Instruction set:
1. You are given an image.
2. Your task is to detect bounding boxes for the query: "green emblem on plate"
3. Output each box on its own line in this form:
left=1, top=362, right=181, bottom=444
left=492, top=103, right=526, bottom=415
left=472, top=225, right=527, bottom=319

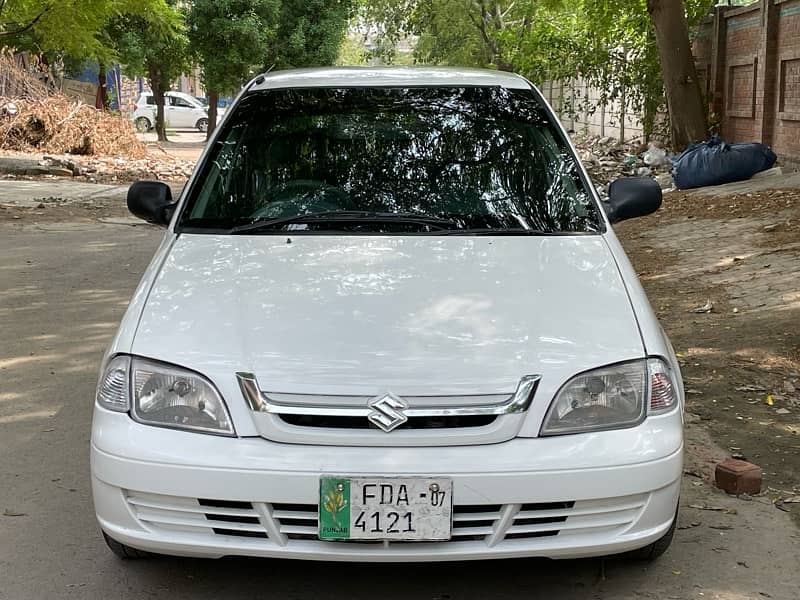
left=319, top=478, right=350, bottom=539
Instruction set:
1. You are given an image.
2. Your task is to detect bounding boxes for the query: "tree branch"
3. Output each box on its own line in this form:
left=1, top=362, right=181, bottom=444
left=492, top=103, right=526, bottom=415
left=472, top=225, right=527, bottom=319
left=468, top=0, right=514, bottom=71
left=469, top=2, right=501, bottom=59
left=499, top=1, right=516, bottom=20
left=0, top=6, right=50, bottom=38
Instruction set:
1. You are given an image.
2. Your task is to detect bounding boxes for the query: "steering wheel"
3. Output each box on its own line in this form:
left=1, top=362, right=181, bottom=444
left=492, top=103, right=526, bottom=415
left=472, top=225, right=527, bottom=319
left=251, top=180, right=349, bottom=219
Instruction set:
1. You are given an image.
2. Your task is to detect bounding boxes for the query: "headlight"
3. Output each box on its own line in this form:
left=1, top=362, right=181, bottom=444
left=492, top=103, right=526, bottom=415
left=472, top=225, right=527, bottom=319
left=95, top=355, right=235, bottom=436
left=540, top=358, right=678, bottom=436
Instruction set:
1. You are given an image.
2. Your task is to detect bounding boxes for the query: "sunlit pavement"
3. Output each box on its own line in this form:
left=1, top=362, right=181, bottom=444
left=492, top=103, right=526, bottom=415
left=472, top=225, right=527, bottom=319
left=135, top=129, right=208, bottom=146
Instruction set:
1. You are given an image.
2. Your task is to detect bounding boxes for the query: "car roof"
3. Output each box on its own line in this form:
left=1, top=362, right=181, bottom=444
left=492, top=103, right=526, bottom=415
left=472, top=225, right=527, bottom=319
left=249, top=67, right=532, bottom=91
left=139, top=91, right=184, bottom=96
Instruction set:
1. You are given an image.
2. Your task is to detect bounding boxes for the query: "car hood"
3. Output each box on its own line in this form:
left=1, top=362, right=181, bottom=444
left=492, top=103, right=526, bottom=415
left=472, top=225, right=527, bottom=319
left=133, top=234, right=644, bottom=396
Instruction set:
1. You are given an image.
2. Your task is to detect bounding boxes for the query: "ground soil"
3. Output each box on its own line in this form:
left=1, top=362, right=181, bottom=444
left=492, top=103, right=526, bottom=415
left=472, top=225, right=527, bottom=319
left=616, top=188, right=800, bottom=525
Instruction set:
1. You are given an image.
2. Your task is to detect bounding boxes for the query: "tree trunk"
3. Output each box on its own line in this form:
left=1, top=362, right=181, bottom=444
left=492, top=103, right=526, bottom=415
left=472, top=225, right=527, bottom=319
left=148, top=64, right=168, bottom=142
left=97, top=62, right=108, bottom=110
left=206, top=89, right=219, bottom=140
left=647, top=0, right=707, bottom=150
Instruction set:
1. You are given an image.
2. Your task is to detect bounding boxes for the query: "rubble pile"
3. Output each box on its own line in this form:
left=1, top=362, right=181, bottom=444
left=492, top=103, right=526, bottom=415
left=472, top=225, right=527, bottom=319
left=0, top=95, right=146, bottom=158
left=39, top=153, right=194, bottom=183
left=572, top=135, right=674, bottom=195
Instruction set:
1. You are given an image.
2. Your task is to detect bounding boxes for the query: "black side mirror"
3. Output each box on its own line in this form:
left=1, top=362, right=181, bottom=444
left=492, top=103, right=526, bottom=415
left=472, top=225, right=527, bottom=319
left=127, top=181, right=177, bottom=226
left=604, top=177, right=662, bottom=224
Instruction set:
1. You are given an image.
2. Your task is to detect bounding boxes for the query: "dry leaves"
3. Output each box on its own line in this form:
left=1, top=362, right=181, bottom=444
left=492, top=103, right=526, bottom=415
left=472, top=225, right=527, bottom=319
left=0, top=95, right=145, bottom=158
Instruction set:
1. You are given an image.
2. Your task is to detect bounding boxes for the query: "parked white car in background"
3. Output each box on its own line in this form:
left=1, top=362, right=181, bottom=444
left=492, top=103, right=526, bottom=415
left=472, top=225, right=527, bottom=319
left=94, top=67, right=684, bottom=564
left=132, top=91, right=222, bottom=133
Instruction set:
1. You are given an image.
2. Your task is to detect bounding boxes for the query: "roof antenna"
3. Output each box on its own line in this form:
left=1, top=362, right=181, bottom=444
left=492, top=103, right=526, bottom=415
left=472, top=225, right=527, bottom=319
left=254, top=65, right=275, bottom=86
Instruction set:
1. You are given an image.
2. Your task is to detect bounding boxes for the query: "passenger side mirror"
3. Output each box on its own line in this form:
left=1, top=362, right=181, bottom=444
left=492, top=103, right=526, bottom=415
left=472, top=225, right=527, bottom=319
left=603, top=177, right=662, bottom=224
left=127, top=181, right=177, bottom=226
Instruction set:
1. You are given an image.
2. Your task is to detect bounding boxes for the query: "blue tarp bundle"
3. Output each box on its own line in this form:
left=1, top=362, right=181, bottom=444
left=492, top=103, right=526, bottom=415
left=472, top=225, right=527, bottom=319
left=672, top=136, right=777, bottom=190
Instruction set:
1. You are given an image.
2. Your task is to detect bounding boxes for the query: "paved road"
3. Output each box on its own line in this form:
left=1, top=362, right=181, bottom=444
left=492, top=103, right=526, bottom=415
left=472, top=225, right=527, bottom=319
left=0, top=194, right=798, bottom=599
left=0, top=179, right=128, bottom=207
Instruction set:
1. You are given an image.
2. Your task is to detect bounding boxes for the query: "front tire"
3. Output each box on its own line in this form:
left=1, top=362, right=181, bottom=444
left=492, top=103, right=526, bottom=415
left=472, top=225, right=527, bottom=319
left=196, top=117, right=208, bottom=133
left=102, top=531, right=153, bottom=559
left=134, top=117, right=151, bottom=133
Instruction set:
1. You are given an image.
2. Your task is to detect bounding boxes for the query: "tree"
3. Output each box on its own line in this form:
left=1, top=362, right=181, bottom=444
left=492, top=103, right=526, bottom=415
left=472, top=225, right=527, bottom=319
left=264, top=0, right=354, bottom=69
left=111, top=5, right=191, bottom=141
left=365, top=0, right=562, bottom=73
left=1, top=1, right=179, bottom=115
left=646, top=0, right=708, bottom=148
left=365, top=0, right=714, bottom=148
left=188, top=0, right=279, bottom=139
left=0, top=0, right=174, bottom=61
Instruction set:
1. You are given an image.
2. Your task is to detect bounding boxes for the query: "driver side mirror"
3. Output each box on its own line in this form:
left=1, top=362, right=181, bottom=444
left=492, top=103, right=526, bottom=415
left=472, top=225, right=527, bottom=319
left=603, top=177, right=662, bottom=224
left=127, top=181, right=177, bottom=226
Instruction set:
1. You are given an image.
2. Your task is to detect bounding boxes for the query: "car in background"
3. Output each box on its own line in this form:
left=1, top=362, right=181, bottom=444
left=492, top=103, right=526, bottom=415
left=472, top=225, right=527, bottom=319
left=194, top=96, right=229, bottom=115
left=132, top=91, right=220, bottom=133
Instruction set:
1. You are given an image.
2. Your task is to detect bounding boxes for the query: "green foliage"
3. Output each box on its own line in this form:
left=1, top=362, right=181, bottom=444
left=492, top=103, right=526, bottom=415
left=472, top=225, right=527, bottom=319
left=364, top=0, right=716, bottom=139
left=337, top=33, right=369, bottom=65
left=111, top=9, right=189, bottom=83
left=0, top=0, right=176, bottom=62
left=412, top=0, right=494, bottom=67
left=265, top=0, right=354, bottom=69
left=187, top=0, right=279, bottom=96
left=365, top=0, right=564, bottom=71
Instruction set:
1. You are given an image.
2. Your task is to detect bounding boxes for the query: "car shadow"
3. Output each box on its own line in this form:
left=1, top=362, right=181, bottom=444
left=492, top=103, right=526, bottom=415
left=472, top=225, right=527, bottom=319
left=122, top=554, right=618, bottom=599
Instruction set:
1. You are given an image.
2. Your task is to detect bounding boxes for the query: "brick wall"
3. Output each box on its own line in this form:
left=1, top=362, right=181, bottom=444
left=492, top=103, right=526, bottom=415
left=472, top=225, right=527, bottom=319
left=696, top=0, right=800, bottom=168
left=774, top=0, right=800, bottom=160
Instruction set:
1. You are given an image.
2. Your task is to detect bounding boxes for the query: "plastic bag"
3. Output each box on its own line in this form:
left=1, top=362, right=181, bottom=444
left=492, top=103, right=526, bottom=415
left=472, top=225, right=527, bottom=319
left=672, top=136, right=777, bottom=190
left=643, top=143, right=670, bottom=168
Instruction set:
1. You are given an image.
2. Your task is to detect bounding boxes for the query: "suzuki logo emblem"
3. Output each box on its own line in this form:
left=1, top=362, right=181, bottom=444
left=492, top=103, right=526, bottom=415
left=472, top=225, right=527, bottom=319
left=367, top=392, right=408, bottom=432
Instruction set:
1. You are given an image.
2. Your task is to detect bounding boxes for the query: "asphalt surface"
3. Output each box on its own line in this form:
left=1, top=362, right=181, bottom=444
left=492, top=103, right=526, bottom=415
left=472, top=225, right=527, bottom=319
left=0, top=195, right=798, bottom=599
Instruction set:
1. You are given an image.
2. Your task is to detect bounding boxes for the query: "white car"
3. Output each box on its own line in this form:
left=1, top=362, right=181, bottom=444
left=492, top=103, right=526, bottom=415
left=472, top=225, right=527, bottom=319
left=93, top=67, right=684, bottom=563
left=132, top=91, right=221, bottom=133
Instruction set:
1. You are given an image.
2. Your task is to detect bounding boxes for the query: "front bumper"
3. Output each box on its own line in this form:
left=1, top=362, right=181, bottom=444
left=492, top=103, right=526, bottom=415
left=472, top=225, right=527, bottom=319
left=91, top=407, right=683, bottom=561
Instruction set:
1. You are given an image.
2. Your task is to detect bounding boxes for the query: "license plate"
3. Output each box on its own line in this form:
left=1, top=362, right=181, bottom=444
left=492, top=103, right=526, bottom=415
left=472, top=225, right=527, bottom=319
left=319, top=477, right=452, bottom=541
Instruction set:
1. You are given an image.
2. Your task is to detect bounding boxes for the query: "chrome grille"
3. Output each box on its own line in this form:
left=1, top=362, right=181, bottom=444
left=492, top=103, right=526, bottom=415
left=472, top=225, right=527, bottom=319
left=278, top=414, right=497, bottom=429
left=235, top=373, right=541, bottom=446
left=236, top=373, right=539, bottom=424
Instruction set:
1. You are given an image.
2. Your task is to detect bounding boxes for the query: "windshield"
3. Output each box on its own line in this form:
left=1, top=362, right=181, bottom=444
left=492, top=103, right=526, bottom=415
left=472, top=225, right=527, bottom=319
left=179, top=86, right=601, bottom=234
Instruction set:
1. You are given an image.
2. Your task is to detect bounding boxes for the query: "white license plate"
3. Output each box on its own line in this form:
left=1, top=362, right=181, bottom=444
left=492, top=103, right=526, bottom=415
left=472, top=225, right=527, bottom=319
left=319, top=477, right=453, bottom=541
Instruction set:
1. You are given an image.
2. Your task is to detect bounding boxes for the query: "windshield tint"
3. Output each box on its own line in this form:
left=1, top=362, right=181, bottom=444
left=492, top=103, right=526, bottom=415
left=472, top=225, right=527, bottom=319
left=179, top=86, right=601, bottom=234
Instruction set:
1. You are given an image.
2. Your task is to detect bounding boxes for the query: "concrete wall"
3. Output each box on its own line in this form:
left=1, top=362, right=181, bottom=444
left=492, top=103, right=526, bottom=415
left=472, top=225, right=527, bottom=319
left=540, top=79, right=645, bottom=143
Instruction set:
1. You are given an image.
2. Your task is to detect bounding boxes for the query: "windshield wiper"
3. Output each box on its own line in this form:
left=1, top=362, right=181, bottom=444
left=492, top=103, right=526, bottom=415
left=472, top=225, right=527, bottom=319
left=434, top=227, right=558, bottom=236
left=229, top=211, right=460, bottom=234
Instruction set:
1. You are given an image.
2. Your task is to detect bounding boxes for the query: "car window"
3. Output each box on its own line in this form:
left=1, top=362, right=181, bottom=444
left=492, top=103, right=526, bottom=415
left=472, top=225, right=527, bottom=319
left=144, top=96, right=155, bottom=106
left=179, top=86, right=600, bottom=234
left=171, top=97, right=196, bottom=108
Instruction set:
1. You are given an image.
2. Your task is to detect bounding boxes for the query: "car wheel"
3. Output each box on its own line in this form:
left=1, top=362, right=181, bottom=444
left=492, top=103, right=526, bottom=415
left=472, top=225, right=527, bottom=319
left=621, top=509, right=677, bottom=561
left=102, top=531, right=153, bottom=559
left=196, top=118, right=209, bottom=133
left=134, top=117, right=151, bottom=133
